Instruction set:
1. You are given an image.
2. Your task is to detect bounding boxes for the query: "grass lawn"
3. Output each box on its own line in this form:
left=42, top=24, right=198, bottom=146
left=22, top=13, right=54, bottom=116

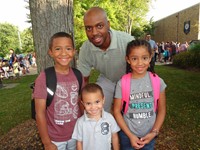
left=0, top=75, right=37, bottom=136
left=0, top=65, right=199, bottom=149
left=155, top=65, right=200, bottom=149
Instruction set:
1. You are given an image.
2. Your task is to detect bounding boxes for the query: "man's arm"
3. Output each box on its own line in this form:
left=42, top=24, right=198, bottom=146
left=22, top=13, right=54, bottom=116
left=154, top=41, right=158, bottom=51
left=77, top=42, right=92, bottom=84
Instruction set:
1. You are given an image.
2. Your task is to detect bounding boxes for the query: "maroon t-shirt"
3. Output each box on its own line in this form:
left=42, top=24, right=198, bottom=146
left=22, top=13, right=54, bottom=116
left=34, top=68, right=81, bottom=142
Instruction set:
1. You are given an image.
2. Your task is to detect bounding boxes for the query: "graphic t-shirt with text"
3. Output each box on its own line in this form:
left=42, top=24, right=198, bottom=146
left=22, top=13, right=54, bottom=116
left=34, top=68, right=81, bottom=142
left=115, top=72, right=166, bottom=137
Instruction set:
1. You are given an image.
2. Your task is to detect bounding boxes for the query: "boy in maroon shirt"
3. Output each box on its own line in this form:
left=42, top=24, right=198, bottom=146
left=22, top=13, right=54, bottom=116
left=33, top=32, right=83, bottom=150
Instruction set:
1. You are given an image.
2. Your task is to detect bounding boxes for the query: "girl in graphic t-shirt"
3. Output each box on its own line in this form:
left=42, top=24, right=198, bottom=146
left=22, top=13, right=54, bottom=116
left=114, top=39, right=167, bottom=150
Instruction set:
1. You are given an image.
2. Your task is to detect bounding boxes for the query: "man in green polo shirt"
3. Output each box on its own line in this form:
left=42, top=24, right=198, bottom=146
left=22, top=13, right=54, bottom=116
left=78, top=6, right=134, bottom=112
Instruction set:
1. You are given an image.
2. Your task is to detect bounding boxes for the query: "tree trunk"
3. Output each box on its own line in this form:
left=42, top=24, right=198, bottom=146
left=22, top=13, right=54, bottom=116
left=29, top=0, right=74, bottom=73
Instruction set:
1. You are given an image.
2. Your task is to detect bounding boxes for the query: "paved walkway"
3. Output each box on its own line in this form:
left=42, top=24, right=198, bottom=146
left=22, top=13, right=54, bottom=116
left=0, top=62, right=173, bottom=90
left=27, top=66, right=38, bottom=75
left=155, top=61, right=172, bottom=66
left=0, top=66, right=38, bottom=89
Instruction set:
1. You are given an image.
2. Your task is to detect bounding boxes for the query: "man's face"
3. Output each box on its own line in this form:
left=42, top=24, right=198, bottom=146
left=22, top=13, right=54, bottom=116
left=84, top=10, right=110, bottom=50
left=146, top=35, right=151, bottom=41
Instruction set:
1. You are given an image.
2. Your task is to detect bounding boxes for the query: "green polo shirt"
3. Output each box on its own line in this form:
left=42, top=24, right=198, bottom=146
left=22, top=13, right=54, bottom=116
left=78, top=29, right=134, bottom=82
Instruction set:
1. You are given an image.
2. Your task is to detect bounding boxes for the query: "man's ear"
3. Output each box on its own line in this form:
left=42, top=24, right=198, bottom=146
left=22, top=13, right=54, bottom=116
left=107, top=20, right=110, bottom=28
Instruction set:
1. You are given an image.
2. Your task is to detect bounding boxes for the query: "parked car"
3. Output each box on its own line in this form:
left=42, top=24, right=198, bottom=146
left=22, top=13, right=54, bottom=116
left=188, top=40, right=200, bottom=50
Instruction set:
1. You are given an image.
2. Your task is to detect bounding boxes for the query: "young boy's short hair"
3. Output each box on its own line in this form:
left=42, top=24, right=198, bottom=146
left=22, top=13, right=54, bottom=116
left=81, top=83, right=104, bottom=99
left=48, top=32, right=74, bottom=49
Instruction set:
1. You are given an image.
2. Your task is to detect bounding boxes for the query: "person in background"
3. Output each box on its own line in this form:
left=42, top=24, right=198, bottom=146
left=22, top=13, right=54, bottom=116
left=78, top=6, right=134, bottom=113
left=9, top=49, right=17, bottom=70
left=114, top=40, right=166, bottom=150
left=27, top=53, right=32, bottom=66
left=179, top=41, right=188, bottom=52
left=157, top=42, right=163, bottom=62
left=24, top=56, right=30, bottom=73
left=169, top=41, right=176, bottom=62
left=32, top=52, right=37, bottom=67
left=145, top=34, right=158, bottom=71
left=72, top=83, right=120, bottom=150
left=163, top=47, right=170, bottom=64
left=33, top=32, right=83, bottom=150
left=13, top=59, right=20, bottom=78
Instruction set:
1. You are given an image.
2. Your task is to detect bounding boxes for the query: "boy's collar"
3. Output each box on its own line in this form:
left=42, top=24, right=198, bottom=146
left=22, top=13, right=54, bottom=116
left=83, top=109, right=106, bottom=121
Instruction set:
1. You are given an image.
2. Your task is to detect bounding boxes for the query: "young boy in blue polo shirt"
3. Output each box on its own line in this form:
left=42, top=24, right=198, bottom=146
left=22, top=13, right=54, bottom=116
left=72, top=83, right=120, bottom=150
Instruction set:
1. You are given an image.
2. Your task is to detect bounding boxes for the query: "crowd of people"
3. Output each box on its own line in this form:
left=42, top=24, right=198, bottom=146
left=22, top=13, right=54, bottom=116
left=0, top=49, right=37, bottom=79
left=32, top=7, right=167, bottom=150
left=144, top=32, right=191, bottom=65
left=154, top=41, right=189, bottom=64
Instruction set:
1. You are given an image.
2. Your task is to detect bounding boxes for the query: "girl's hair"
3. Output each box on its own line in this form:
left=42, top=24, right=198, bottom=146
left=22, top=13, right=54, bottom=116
left=126, top=39, right=155, bottom=74
left=81, top=83, right=104, bottom=100
left=48, top=32, right=74, bottom=49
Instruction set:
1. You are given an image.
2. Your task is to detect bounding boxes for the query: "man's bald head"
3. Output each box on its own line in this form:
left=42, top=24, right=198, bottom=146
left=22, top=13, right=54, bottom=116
left=84, top=7, right=108, bottom=22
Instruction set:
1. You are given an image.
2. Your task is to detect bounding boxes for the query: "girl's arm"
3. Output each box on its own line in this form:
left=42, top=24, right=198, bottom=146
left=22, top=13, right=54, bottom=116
left=152, top=89, right=166, bottom=133
left=113, top=98, right=144, bottom=149
left=140, top=90, right=166, bottom=144
left=35, top=98, right=57, bottom=150
left=111, top=132, right=119, bottom=150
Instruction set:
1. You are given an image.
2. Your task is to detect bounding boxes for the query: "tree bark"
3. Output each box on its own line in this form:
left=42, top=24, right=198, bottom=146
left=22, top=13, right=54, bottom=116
left=29, top=0, right=74, bottom=73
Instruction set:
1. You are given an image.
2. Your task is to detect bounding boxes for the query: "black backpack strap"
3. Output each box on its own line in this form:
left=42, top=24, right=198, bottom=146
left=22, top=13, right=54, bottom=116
left=45, top=66, right=57, bottom=107
left=72, top=68, right=82, bottom=94
left=121, top=101, right=127, bottom=115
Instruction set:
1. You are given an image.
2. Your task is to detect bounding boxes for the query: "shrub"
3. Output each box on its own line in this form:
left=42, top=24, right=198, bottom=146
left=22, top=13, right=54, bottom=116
left=173, top=43, right=200, bottom=69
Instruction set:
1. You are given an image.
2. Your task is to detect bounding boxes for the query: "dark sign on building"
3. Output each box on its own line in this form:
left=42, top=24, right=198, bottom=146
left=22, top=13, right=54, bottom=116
left=184, top=21, right=190, bottom=34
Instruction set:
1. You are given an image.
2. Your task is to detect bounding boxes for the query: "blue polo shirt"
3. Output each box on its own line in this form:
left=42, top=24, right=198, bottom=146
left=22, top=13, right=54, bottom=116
left=72, top=110, right=120, bottom=150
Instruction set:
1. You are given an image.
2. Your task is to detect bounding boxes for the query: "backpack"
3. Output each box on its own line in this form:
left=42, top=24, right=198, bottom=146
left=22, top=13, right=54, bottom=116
left=31, top=66, right=82, bottom=120
left=121, top=72, right=160, bottom=114
left=163, top=50, right=169, bottom=57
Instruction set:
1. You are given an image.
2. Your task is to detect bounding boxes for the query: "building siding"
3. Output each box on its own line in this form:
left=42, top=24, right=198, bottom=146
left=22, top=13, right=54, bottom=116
left=153, top=3, right=200, bottom=43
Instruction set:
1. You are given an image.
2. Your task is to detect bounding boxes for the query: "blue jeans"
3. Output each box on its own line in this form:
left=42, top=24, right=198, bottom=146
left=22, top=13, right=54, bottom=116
left=119, top=130, right=155, bottom=150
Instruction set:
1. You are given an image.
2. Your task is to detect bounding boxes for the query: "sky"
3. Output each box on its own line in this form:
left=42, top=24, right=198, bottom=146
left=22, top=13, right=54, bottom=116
left=0, top=0, right=30, bottom=31
left=0, top=0, right=200, bottom=31
left=146, top=0, right=200, bottom=21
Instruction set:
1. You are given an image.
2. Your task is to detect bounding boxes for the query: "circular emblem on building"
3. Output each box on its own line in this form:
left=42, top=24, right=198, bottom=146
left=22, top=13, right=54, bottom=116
left=184, top=21, right=190, bottom=34
left=185, top=23, right=189, bottom=30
